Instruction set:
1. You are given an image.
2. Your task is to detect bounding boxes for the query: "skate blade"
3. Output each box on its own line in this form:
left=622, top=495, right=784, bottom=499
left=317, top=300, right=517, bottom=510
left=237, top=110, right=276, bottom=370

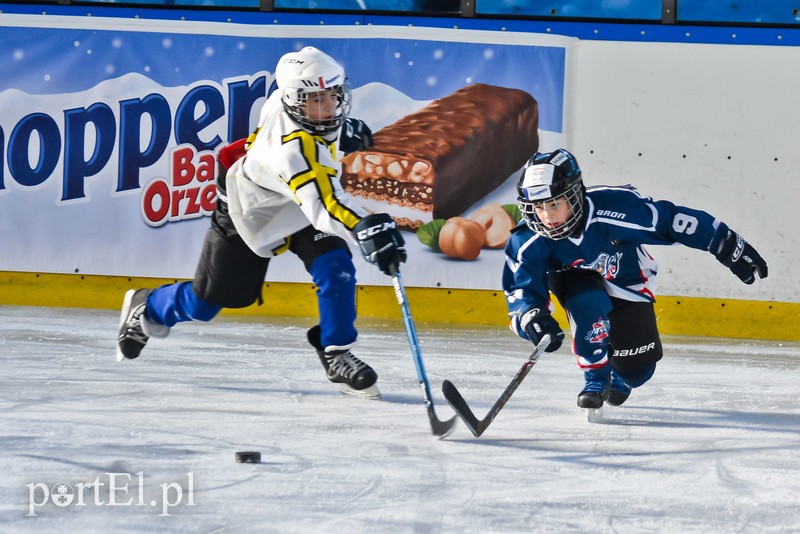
left=115, top=290, right=135, bottom=363
left=337, top=383, right=381, bottom=400
left=585, top=406, right=605, bottom=423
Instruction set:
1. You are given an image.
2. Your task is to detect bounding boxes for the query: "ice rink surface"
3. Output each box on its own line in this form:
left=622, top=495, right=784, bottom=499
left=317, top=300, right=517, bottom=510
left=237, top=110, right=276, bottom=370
left=1, top=305, right=799, bottom=533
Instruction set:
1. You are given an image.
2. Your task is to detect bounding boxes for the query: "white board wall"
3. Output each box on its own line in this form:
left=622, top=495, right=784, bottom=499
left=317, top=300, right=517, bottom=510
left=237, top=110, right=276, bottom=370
left=570, top=40, right=800, bottom=302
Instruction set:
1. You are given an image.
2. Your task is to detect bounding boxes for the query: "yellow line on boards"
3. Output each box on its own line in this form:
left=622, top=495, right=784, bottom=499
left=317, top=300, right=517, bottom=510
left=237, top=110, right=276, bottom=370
left=0, top=271, right=797, bottom=342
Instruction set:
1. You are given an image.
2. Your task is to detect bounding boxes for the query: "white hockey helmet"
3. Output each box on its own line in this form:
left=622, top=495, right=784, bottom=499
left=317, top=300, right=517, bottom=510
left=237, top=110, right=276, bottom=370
left=274, top=46, right=351, bottom=135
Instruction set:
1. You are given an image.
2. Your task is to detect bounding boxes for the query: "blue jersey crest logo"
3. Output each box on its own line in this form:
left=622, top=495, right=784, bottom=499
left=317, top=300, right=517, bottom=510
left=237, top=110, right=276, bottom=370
left=573, top=252, right=623, bottom=280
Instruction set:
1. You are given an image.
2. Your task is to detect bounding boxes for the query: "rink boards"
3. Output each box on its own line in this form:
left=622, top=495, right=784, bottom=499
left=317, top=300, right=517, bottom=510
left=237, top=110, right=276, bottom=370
left=0, top=271, right=797, bottom=342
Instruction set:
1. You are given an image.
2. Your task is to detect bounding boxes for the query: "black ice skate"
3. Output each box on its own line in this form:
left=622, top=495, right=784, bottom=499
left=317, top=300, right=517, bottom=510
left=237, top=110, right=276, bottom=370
left=116, top=289, right=169, bottom=362
left=607, top=370, right=632, bottom=406
left=577, top=366, right=611, bottom=409
left=307, top=325, right=380, bottom=399
left=577, top=390, right=608, bottom=409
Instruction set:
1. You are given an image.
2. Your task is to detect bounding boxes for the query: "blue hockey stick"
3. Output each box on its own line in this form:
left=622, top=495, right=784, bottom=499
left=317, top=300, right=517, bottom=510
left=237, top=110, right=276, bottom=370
left=390, top=268, right=457, bottom=438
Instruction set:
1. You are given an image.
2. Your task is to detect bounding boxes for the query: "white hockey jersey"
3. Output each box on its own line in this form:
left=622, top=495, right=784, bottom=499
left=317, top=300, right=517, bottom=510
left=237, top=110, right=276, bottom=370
left=225, top=92, right=367, bottom=257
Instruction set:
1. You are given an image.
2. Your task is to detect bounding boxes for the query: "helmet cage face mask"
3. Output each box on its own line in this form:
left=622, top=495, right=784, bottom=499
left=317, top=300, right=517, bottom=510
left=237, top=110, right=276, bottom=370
left=517, top=149, right=585, bottom=240
left=282, top=82, right=351, bottom=135
left=519, top=183, right=584, bottom=239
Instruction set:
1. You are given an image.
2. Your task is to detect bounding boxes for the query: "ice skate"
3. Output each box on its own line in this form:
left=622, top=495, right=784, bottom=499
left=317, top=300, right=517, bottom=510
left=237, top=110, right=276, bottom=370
left=607, top=369, right=632, bottom=406
left=307, top=326, right=380, bottom=399
left=577, top=390, right=607, bottom=409
left=577, top=368, right=610, bottom=407
left=116, top=289, right=169, bottom=362
left=577, top=366, right=610, bottom=421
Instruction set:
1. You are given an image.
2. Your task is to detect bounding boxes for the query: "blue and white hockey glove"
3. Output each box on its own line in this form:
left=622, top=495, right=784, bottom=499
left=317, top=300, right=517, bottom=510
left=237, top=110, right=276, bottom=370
left=519, top=308, right=564, bottom=352
left=354, top=213, right=406, bottom=276
left=339, top=118, right=374, bottom=154
left=711, top=227, right=768, bottom=285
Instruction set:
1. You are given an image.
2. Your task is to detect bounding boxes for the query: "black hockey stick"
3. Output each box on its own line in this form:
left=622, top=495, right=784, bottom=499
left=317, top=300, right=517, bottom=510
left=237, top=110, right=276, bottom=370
left=442, top=334, right=551, bottom=437
left=390, top=267, right=457, bottom=438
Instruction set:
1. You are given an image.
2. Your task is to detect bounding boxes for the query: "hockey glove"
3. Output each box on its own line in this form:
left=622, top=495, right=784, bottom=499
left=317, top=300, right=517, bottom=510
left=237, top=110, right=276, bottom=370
left=711, top=227, right=768, bottom=285
left=521, top=309, right=564, bottom=352
left=354, top=213, right=407, bottom=276
left=339, top=118, right=374, bottom=154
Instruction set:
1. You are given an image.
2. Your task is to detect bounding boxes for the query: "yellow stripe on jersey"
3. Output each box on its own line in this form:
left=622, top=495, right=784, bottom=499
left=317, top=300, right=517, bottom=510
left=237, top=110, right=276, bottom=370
left=272, top=237, right=291, bottom=256
left=245, top=129, right=259, bottom=150
left=281, top=130, right=361, bottom=230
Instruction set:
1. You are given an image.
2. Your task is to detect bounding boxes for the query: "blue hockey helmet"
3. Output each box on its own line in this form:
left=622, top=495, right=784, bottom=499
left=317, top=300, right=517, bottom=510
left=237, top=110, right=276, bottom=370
left=516, top=149, right=585, bottom=239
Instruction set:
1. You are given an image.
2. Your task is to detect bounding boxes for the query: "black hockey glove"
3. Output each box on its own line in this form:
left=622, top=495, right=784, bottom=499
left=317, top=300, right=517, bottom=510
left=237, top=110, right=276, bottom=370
left=354, top=213, right=407, bottom=276
left=711, top=228, right=768, bottom=285
left=339, top=118, right=374, bottom=154
left=522, top=309, right=564, bottom=352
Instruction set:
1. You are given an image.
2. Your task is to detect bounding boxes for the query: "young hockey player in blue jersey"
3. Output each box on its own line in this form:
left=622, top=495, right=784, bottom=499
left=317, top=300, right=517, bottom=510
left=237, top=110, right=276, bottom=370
left=116, top=47, right=406, bottom=399
left=505, top=149, right=768, bottom=409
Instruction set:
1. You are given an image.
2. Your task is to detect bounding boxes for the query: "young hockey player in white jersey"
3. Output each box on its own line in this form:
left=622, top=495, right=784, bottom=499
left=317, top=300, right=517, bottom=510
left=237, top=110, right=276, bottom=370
left=505, top=149, right=768, bottom=409
left=116, top=47, right=406, bottom=398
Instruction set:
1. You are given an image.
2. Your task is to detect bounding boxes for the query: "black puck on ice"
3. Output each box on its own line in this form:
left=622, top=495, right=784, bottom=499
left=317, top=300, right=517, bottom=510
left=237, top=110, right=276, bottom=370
left=235, top=451, right=261, bottom=464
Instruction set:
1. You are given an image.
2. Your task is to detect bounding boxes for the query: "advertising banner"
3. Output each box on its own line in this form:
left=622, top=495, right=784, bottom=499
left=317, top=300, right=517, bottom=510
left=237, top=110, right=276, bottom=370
left=0, top=15, right=574, bottom=289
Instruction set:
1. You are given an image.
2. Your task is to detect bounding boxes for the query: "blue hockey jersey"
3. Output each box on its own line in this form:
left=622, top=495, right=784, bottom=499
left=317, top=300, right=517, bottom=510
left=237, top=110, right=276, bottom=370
left=503, top=185, right=726, bottom=327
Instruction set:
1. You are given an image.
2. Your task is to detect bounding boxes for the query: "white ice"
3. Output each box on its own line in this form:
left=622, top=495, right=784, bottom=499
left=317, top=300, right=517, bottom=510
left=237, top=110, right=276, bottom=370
left=1, top=305, right=799, bottom=532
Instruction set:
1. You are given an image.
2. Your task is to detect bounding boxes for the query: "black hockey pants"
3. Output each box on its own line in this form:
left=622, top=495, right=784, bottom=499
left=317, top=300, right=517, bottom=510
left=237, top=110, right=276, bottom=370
left=548, top=269, right=663, bottom=387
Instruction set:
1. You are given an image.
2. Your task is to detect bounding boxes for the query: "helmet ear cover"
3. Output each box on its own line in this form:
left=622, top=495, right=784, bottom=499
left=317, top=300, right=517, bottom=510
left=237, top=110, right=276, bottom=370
left=517, top=149, right=585, bottom=239
left=274, top=46, right=351, bottom=135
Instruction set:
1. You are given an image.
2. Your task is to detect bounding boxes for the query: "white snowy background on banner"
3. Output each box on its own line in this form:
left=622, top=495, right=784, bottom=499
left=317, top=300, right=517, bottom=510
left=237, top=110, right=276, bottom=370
left=1, top=16, right=796, bottom=302
left=0, top=17, right=570, bottom=291
left=0, top=77, right=564, bottom=289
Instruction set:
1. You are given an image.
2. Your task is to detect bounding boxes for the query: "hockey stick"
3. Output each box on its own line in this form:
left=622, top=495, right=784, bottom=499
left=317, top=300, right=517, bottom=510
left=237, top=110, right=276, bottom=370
left=390, top=267, right=457, bottom=438
left=442, top=334, right=551, bottom=437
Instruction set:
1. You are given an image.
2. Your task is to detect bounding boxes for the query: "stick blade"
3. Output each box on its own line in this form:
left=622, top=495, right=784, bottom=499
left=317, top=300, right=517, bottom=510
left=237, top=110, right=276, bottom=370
left=442, top=380, right=485, bottom=437
left=427, top=407, right=458, bottom=439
